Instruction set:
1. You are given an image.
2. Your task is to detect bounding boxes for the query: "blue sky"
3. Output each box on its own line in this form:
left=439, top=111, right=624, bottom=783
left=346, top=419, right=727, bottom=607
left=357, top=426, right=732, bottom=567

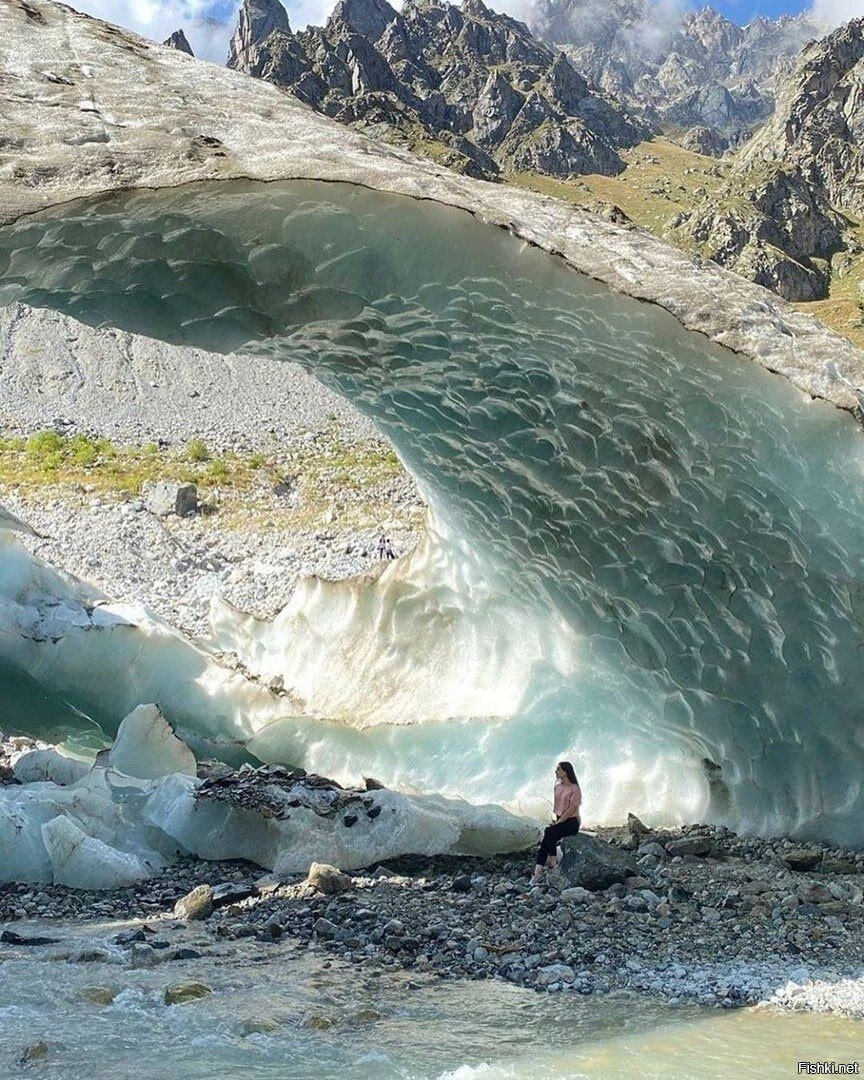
left=712, top=0, right=810, bottom=17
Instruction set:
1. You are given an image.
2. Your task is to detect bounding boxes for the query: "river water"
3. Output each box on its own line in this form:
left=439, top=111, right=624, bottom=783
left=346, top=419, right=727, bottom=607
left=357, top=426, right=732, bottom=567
left=0, top=921, right=861, bottom=1078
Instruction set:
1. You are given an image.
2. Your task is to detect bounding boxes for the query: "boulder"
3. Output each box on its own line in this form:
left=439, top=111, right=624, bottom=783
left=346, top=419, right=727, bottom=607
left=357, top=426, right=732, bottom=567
left=144, top=481, right=198, bottom=517
left=665, top=836, right=713, bottom=857
left=306, top=862, right=351, bottom=894
left=785, top=848, right=823, bottom=871
left=822, top=856, right=856, bottom=874
left=559, top=834, right=638, bottom=891
left=164, top=981, right=212, bottom=1005
left=173, top=884, right=214, bottom=920
left=625, top=812, right=652, bottom=848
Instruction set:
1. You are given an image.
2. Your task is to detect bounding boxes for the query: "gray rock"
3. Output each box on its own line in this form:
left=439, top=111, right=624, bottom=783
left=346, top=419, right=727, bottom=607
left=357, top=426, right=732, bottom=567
left=307, top=862, right=352, bottom=894
left=144, top=482, right=198, bottom=518
left=785, top=848, right=824, bottom=872
left=536, top=962, right=575, bottom=986
left=163, top=29, right=194, bottom=56
left=173, top=884, right=214, bottom=921
left=559, top=834, right=638, bottom=891
left=665, top=836, right=713, bottom=857
left=228, top=0, right=647, bottom=183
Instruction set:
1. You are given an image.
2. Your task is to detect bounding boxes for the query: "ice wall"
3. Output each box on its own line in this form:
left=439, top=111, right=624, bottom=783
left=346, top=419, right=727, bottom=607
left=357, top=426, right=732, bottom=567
left=3, top=180, right=864, bottom=842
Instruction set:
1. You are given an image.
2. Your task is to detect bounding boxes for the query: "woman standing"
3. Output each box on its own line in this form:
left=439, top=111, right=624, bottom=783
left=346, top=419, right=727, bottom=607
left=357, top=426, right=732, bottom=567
left=532, top=761, right=581, bottom=884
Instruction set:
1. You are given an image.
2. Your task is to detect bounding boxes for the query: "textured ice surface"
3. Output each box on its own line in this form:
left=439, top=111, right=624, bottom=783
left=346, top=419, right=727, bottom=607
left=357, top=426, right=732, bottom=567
left=3, top=181, right=864, bottom=841
left=145, top=774, right=538, bottom=876
left=41, top=815, right=151, bottom=889
left=0, top=710, right=536, bottom=887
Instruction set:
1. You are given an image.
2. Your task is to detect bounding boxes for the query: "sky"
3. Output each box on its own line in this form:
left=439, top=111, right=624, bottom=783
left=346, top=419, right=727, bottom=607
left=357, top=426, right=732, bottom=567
left=67, top=0, right=864, bottom=64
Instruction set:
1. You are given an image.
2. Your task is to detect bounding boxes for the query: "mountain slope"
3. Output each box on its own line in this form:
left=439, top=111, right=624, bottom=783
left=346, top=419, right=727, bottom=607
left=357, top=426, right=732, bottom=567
left=671, top=19, right=864, bottom=305
left=227, top=0, right=649, bottom=181
left=535, top=0, right=821, bottom=154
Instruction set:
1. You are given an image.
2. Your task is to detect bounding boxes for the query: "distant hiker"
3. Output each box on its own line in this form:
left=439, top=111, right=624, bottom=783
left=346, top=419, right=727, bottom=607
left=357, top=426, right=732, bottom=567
left=532, top=761, right=581, bottom=884
left=377, top=534, right=396, bottom=560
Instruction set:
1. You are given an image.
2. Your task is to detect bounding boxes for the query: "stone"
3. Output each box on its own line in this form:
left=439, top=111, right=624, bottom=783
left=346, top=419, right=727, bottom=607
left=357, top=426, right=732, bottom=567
left=559, top=835, right=638, bottom=891
left=306, top=862, right=351, bottom=894
left=800, top=883, right=833, bottom=904
left=536, top=963, right=575, bottom=986
left=144, top=481, right=198, bottom=517
left=822, top=857, right=856, bottom=874
left=785, top=849, right=823, bottom=872
left=80, top=986, right=119, bottom=1005
left=665, top=836, right=713, bottom=857
left=173, top=884, right=214, bottom=921
left=164, top=981, right=213, bottom=1005
left=637, top=841, right=667, bottom=859
left=313, top=917, right=342, bottom=939
left=451, top=874, right=472, bottom=892
left=1, top=929, right=61, bottom=946
left=18, top=1041, right=50, bottom=1065
left=559, top=886, right=593, bottom=904
left=211, top=882, right=255, bottom=906
left=625, top=812, right=652, bottom=848
left=163, top=29, right=194, bottom=56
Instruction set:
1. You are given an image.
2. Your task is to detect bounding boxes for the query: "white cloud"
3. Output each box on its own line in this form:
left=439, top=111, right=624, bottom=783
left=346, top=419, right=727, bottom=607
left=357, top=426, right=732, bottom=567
left=67, top=0, right=347, bottom=63
left=69, top=0, right=235, bottom=61
left=810, top=0, right=864, bottom=30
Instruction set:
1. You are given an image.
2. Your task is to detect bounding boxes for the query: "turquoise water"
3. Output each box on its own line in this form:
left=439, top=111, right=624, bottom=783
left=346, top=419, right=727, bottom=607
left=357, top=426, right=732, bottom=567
left=2, top=181, right=864, bottom=840
left=0, top=923, right=861, bottom=1079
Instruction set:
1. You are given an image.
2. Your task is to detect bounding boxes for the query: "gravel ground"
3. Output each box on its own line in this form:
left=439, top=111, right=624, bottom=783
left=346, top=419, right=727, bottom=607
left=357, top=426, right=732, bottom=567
left=0, top=304, right=424, bottom=636
left=3, top=822, right=864, bottom=1017
left=2, top=483, right=422, bottom=639
left=0, top=302, right=380, bottom=451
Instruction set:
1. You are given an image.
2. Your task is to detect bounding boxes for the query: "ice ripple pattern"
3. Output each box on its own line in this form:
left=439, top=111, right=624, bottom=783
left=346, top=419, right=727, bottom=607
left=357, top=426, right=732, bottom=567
left=2, top=180, right=864, bottom=841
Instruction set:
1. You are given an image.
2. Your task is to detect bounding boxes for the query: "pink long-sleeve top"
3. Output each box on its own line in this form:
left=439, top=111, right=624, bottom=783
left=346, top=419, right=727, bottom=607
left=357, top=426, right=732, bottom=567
left=554, top=782, right=582, bottom=823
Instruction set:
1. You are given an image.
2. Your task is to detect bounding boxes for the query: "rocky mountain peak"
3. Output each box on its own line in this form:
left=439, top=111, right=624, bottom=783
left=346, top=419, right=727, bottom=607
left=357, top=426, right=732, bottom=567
left=735, top=17, right=864, bottom=212
left=537, top=0, right=821, bottom=153
left=672, top=17, right=864, bottom=303
left=228, top=0, right=292, bottom=69
left=163, top=29, right=194, bottom=57
left=229, top=0, right=648, bottom=182
left=326, top=0, right=397, bottom=42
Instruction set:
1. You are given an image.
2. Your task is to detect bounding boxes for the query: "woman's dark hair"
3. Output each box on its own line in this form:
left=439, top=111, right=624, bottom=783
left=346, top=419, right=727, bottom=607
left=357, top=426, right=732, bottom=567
left=558, top=761, right=578, bottom=785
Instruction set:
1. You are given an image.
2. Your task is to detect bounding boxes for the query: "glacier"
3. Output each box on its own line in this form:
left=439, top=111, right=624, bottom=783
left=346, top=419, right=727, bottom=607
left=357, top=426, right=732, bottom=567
left=0, top=701, right=537, bottom=887
left=2, top=180, right=864, bottom=846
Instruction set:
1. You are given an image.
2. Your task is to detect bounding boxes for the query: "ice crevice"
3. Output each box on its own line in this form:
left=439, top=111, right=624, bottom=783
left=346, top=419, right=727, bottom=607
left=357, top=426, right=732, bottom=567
left=2, top=180, right=864, bottom=852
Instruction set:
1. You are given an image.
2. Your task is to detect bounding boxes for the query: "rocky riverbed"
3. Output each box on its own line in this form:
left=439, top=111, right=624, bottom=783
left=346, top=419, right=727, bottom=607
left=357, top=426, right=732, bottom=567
left=3, top=802, right=863, bottom=1019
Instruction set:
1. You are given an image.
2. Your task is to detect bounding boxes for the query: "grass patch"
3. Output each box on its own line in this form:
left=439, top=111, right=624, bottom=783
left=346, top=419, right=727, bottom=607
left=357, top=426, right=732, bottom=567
left=0, top=431, right=270, bottom=496
left=507, top=137, right=728, bottom=236
left=0, top=429, right=411, bottom=532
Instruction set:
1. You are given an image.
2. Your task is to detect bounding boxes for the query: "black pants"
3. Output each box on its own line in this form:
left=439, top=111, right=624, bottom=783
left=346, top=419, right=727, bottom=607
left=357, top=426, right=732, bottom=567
left=536, top=818, right=580, bottom=865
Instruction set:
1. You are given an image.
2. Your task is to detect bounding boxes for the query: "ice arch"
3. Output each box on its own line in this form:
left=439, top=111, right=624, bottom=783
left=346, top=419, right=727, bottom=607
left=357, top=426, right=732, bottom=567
left=2, top=179, right=864, bottom=842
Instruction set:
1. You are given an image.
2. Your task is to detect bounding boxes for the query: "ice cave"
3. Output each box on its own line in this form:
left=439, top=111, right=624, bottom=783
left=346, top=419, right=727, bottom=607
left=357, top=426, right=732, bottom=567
left=3, top=178, right=864, bottom=858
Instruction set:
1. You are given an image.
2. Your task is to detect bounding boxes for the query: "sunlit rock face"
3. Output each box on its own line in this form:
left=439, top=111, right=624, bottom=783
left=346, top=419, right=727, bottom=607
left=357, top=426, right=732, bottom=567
left=2, top=180, right=864, bottom=843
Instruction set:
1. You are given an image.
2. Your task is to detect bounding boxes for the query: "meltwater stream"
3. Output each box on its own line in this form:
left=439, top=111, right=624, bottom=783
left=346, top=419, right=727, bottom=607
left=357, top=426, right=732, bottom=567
left=2, top=180, right=864, bottom=841
left=1, top=922, right=862, bottom=1080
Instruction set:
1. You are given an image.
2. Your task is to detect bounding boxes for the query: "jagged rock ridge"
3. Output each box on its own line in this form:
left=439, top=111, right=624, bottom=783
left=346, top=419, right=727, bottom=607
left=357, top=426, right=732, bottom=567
left=227, top=0, right=649, bottom=181
left=163, top=29, right=194, bottom=56
left=535, top=0, right=821, bottom=154
left=672, top=19, right=864, bottom=302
